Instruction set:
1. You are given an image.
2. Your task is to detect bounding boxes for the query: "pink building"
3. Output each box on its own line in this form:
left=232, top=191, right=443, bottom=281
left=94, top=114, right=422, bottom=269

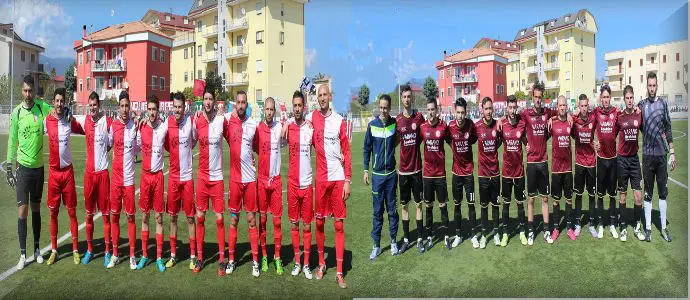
left=435, top=48, right=508, bottom=110
left=73, top=21, right=172, bottom=104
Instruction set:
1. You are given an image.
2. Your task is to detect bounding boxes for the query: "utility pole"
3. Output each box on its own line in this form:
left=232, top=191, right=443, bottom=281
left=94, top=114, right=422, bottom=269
left=10, top=0, right=15, bottom=108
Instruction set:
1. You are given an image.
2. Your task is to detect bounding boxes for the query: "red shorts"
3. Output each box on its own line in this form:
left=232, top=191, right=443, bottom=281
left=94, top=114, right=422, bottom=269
left=168, top=179, right=195, bottom=217
left=287, top=184, right=313, bottom=223
left=110, top=185, right=136, bottom=215
left=315, top=180, right=347, bottom=219
left=139, top=171, right=165, bottom=213
left=196, top=178, right=224, bottom=214
left=258, top=176, right=283, bottom=216
left=47, top=166, right=77, bottom=210
left=229, top=181, right=258, bottom=213
left=84, top=170, right=110, bottom=214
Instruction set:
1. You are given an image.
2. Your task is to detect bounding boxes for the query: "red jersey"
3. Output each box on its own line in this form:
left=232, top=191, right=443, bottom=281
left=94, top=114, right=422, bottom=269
left=226, top=114, right=259, bottom=183
left=501, top=117, right=526, bottom=178
left=594, top=106, right=619, bottom=159
left=475, top=119, right=501, bottom=177
left=520, top=107, right=553, bottom=163
left=616, top=110, right=642, bottom=157
left=420, top=120, right=448, bottom=178
left=446, top=119, right=476, bottom=176
left=76, top=115, right=112, bottom=173
left=395, top=111, right=425, bottom=175
left=573, top=112, right=597, bottom=167
left=308, top=110, right=352, bottom=182
left=165, top=114, right=196, bottom=182
left=44, top=114, right=84, bottom=169
left=550, top=117, right=573, bottom=173
left=110, top=118, right=139, bottom=186
left=195, top=113, right=226, bottom=182
left=256, top=120, right=283, bottom=181
left=138, top=119, right=168, bottom=173
left=287, top=120, right=314, bottom=188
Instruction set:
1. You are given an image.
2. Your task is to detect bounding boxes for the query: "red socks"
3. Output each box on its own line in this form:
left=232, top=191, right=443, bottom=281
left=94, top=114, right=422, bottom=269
left=259, top=214, right=268, bottom=257
left=49, top=209, right=58, bottom=251
left=273, top=217, right=282, bottom=259
left=215, top=218, right=226, bottom=262
left=303, top=228, right=312, bottom=267
left=111, top=214, right=120, bottom=257
left=155, top=233, right=163, bottom=259
left=85, top=214, right=94, bottom=252
left=127, top=217, right=136, bottom=257
left=334, top=220, right=345, bottom=275
left=195, top=216, right=205, bottom=260
left=102, top=215, right=111, bottom=254
left=228, top=226, right=238, bottom=262
left=290, top=226, right=300, bottom=265
left=315, top=218, right=325, bottom=266
left=67, top=208, right=78, bottom=252
left=169, top=236, right=177, bottom=257
left=141, top=230, right=149, bottom=258
left=249, top=227, right=259, bottom=262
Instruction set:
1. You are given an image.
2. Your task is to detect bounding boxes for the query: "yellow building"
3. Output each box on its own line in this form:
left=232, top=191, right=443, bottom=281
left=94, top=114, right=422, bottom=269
left=182, top=0, right=307, bottom=112
left=604, top=40, right=688, bottom=107
left=507, top=9, right=598, bottom=101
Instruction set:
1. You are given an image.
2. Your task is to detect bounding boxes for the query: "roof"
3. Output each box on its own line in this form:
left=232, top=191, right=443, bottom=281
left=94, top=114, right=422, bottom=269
left=0, top=23, right=45, bottom=50
left=514, top=9, right=592, bottom=42
left=437, top=47, right=506, bottom=68
left=473, top=37, right=519, bottom=54
left=141, top=10, right=194, bottom=31
left=82, top=21, right=171, bottom=43
left=188, top=0, right=218, bottom=16
left=53, top=75, right=65, bottom=82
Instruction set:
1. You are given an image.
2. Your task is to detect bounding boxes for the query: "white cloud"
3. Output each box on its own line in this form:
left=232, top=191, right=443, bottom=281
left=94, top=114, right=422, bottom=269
left=0, top=0, right=74, bottom=58
left=305, top=48, right=317, bottom=68
left=388, top=40, right=431, bottom=84
left=375, top=56, right=383, bottom=64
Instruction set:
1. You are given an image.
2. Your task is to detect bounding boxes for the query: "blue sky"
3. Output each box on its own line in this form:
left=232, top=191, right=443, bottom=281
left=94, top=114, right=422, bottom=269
left=2, top=0, right=686, bottom=112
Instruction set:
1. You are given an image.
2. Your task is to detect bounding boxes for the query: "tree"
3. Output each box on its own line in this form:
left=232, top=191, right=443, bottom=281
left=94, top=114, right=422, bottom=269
left=182, top=87, right=195, bottom=101
left=204, top=71, right=223, bottom=97
left=357, top=84, right=370, bottom=106
left=0, top=74, right=22, bottom=105
left=64, top=62, right=76, bottom=100
left=423, top=76, right=438, bottom=100
left=514, top=90, right=527, bottom=100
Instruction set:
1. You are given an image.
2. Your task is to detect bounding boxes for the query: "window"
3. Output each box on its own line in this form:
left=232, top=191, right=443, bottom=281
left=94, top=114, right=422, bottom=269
left=521, top=79, right=525, bottom=86
left=676, top=52, right=680, bottom=61
left=663, top=55, right=666, bottom=63
left=628, top=60, right=631, bottom=68
left=86, top=50, right=91, bottom=62
left=79, top=79, right=83, bottom=92
left=511, top=81, right=514, bottom=88
left=184, top=18, right=189, bottom=25
left=151, top=76, right=157, bottom=90
left=152, top=47, right=158, bottom=61
left=95, top=76, right=104, bottom=91
left=95, top=48, right=104, bottom=61
left=79, top=53, right=83, bottom=65
left=639, top=59, right=642, bottom=66
left=256, top=59, right=263, bottom=73
left=198, top=45, right=202, bottom=56
left=651, top=56, right=655, bottom=64
left=30, top=53, right=35, bottom=62
left=280, top=31, right=285, bottom=45
left=256, top=89, right=263, bottom=102
left=521, top=62, right=525, bottom=70
left=111, top=48, right=118, bottom=60
left=256, top=31, right=263, bottom=44
left=184, top=72, right=189, bottom=82
left=640, top=75, right=643, bottom=83
left=628, top=76, right=631, bottom=84
left=447, top=86, right=451, bottom=96
left=565, top=71, right=571, bottom=80
left=86, top=77, right=91, bottom=91
left=281, top=3, right=285, bottom=16
left=160, top=50, right=165, bottom=63
left=566, top=91, right=571, bottom=99
left=677, top=71, right=680, bottom=80
left=281, top=61, right=284, bottom=74
left=184, top=48, right=188, bottom=59
left=20, top=50, right=25, bottom=61
left=580, top=52, right=583, bottom=62
left=256, top=1, right=262, bottom=14
left=198, top=70, right=202, bottom=80
left=565, top=52, right=571, bottom=61
left=160, top=77, right=165, bottom=91
left=441, top=90, right=444, bottom=98
left=675, top=95, right=683, bottom=106
left=197, top=20, right=202, bottom=32
left=440, top=70, right=444, bottom=79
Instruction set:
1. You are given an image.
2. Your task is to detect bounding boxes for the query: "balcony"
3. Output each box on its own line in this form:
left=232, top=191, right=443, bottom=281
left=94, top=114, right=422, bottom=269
left=172, top=32, right=195, bottom=47
left=543, top=43, right=559, bottom=53
left=605, top=67, right=623, bottom=76
left=201, top=52, right=218, bottom=63
left=91, top=59, right=126, bottom=72
left=545, top=80, right=560, bottom=89
left=646, top=60, right=658, bottom=70
left=451, top=74, right=478, bottom=84
left=226, top=17, right=248, bottom=33
left=605, top=51, right=624, bottom=61
left=544, top=62, right=559, bottom=71
left=224, top=73, right=248, bottom=87
left=225, top=46, right=248, bottom=59
left=525, top=66, right=537, bottom=74
left=609, top=82, right=623, bottom=91
left=522, top=48, right=536, bottom=57
left=202, top=24, right=218, bottom=38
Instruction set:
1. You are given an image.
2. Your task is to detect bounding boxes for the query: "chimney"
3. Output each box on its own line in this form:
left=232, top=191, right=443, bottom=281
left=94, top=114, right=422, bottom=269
left=443, top=50, right=447, bottom=58
left=82, top=25, right=87, bottom=38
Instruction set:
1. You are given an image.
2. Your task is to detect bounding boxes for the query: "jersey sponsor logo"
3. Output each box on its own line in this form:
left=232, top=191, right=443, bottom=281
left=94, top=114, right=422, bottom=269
left=482, top=139, right=496, bottom=152
left=623, top=128, right=639, bottom=142
left=557, top=135, right=570, bottom=148
left=531, top=123, right=546, bottom=136
left=599, top=121, right=614, bottom=134
left=454, top=140, right=469, bottom=153
left=505, top=139, right=520, bottom=152
left=426, top=139, right=441, bottom=152
left=402, top=132, right=417, bottom=146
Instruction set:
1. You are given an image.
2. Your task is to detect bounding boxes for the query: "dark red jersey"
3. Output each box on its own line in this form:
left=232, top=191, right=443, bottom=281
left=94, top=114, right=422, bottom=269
left=446, top=119, right=476, bottom=176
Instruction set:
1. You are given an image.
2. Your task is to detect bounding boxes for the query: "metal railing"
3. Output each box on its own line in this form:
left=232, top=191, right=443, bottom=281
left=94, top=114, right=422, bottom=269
left=202, top=24, right=218, bottom=38
left=605, top=67, right=623, bottom=76
left=226, top=45, right=248, bottom=58
left=226, top=17, right=248, bottom=32
left=91, top=59, right=126, bottom=72
left=451, top=74, right=478, bottom=83
left=201, top=52, right=218, bottom=63
left=172, top=32, right=195, bottom=47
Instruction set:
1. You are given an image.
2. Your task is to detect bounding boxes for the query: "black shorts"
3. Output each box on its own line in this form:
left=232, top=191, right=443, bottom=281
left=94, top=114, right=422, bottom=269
left=16, top=165, right=45, bottom=206
left=478, top=176, right=500, bottom=206
left=399, top=172, right=423, bottom=205
left=527, top=162, right=549, bottom=197
left=451, top=174, right=474, bottom=205
left=573, top=165, right=596, bottom=196
left=551, top=172, right=573, bottom=200
left=596, top=157, right=618, bottom=197
left=501, top=176, right=525, bottom=203
left=643, top=155, right=668, bottom=201
left=618, top=155, right=642, bottom=192
left=423, top=177, right=447, bottom=204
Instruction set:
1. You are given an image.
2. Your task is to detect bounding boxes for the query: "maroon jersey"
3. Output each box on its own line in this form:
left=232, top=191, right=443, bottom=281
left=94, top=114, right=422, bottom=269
left=396, top=111, right=425, bottom=175
left=501, top=117, right=526, bottom=178
left=475, top=119, right=501, bottom=177
left=420, top=120, right=448, bottom=178
left=520, top=107, right=553, bottom=163
left=573, top=113, right=597, bottom=167
left=594, top=106, right=619, bottom=159
left=446, top=119, right=476, bottom=176
left=550, top=117, right=573, bottom=173
left=616, top=110, right=642, bottom=157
